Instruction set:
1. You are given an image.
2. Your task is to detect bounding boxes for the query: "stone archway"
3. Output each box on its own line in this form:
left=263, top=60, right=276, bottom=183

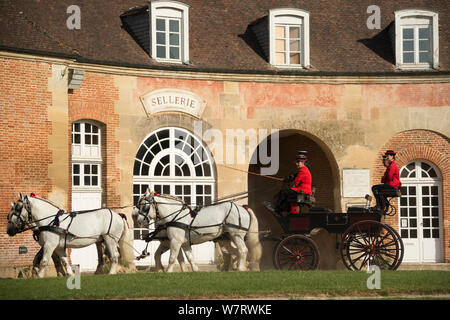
left=248, top=129, right=340, bottom=269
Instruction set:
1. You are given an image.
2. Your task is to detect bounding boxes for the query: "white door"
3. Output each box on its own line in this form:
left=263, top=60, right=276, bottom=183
left=399, top=161, right=443, bottom=263
left=70, top=192, right=102, bottom=272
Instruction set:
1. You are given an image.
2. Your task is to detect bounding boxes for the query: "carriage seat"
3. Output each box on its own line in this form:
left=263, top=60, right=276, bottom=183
left=377, top=188, right=402, bottom=198
left=290, top=185, right=316, bottom=214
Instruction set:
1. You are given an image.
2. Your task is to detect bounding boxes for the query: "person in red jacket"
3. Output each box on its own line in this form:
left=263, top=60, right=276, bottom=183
left=372, top=150, right=402, bottom=212
left=265, top=153, right=312, bottom=214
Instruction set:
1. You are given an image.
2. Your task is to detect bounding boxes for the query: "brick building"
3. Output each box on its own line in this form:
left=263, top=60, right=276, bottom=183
left=0, top=0, right=449, bottom=274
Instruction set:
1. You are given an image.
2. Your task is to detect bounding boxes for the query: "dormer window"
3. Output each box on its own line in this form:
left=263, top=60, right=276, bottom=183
left=394, top=9, right=439, bottom=70
left=269, top=8, right=310, bottom=68
left=150, top=1, right=189, bottom=64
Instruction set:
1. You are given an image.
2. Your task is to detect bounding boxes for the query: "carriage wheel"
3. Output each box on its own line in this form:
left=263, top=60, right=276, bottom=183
left=273, top=235, right=320, bottom=271
left=384, top=224, right=404, bottom=270
left=340, top=220, right=401, bottom=271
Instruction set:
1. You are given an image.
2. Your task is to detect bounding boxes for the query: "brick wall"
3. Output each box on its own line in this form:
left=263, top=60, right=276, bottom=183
left=372, top=129, right=450, bottom=262
left=0, top=58, right=53, bottom=267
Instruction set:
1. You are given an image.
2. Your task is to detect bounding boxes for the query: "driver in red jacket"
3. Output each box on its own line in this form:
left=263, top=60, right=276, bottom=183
left=372, top=150, right=402, bottom=212
left=264, top=153, right=312, bottom=214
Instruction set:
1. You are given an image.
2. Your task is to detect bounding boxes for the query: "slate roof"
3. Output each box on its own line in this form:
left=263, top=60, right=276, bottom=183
left=0, top=0, right=449, bottom=75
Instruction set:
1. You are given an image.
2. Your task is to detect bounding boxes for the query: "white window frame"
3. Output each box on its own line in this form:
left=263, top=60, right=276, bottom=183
left=394, top=9, right=439, bottom=70
left=150, top=1, right=189, bottom=64
left=72, top=162, right=102, bottom=192
left=72, top=120, right=102, bottom=193
left=72, top=120, right=102, bottom=162
left=269, top=8, right=310, bottom=69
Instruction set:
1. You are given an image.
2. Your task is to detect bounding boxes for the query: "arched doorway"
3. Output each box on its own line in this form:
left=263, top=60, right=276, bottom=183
left=132, top=127, right=216, bottom=266
left=248, top=130, right=339, bottom=269
left=399, top=160, right=444, bottom=263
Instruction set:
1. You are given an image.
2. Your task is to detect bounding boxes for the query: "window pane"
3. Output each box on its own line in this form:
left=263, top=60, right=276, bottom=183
left=275, top=39, right=285, bottom=51
left=419, top=27, right=430, bottom=39
left=290, top=40, right=300, bottom=51
left=92, top=176, right=98, bottom=186
left=85, top=123, right=91, bottom=133
left=156, top=32, right=166, bottom=45
left=403, top=40, right=414, bottom=51
left=73, top=176, right=80, bottom=186
left=169, top=46, right=180, bottom=59
left=275, top=52, right=285, bottom=64
left=432, top=229, right=439, bottom=239
left=419, top=52, right=431, bottom=63
left=156, top=46, right=166, bottom=58
left=431, top=186, right=438, bottom=195
left=422, top=186, right=429, bottom=195
left=156, top=19, right=165, bottom=31
left=423, top=219, right=430, bottom=227
left=410, top=229, right=417, bottom=238
left=92, top=165, right=98, bottom=174
left=92, top=126, right=98, bottom=133
left=169, top=20, right=179, bottom=32
left=419, top=39, right=430, bottom=52
left=403, top=28, right=414, bottom=39
left=85, top=134, right=91, bottom=145
left=92, top=135, right=98, bottom=145
left=401, top=229, right=408, bottom=238
left=84, top=176, right=90, bottom=186
left=432, top=218, right=439, bottom=227
left=74, top=134, right=81, bottom=144
left=423, top=229, right=430, bottom=238
left=74, top=123, right=80, bottom=132
left=169, top=33, right=179, bottom=46
left=275, top=26, right=285, bottom=38
left=84, top=164, right=90, bottom=174
left=73, top=164, right=80, bottom=174
left=409, top=187, right=416, bottom=196
left=289, top=53, right=300, bottom=64
left=403, top=52, right=414, bottom=63
left=423, top=207, right=430, bottom=216
left=289, top=27, right=300, bottom=39
left=429, top=169, right=437, bottom=178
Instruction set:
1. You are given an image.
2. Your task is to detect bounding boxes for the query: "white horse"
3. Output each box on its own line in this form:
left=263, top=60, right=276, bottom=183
left=7, top=193, right=133, bottom=277
left=133, top=190, right=262, bottom=272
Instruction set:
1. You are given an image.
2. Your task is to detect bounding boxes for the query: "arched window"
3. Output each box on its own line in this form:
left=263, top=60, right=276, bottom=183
left=133, top=127, right=215, bottom=206
left=398, top=160, right=443, bottom=263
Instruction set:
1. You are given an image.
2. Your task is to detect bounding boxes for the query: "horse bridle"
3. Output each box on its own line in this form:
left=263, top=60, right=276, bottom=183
left=8, top=198, right=33, bottom=231
left=137, top=194, right=160, bottom=225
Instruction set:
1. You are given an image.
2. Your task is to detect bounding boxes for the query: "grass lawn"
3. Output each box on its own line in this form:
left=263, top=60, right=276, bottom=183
left=0, top=270, right=449, bottom=300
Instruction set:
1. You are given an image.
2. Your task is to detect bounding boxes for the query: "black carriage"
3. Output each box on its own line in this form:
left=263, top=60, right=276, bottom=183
left=264, top=188, right=404, bottom=271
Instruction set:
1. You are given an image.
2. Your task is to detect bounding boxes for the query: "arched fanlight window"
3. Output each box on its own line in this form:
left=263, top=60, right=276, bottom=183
left=133, top=127, right=215, bottom=206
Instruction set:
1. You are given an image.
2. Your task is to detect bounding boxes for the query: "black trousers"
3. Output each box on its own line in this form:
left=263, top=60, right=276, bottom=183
left=371, top=184, right=398, bottom=210
left=272, top=188, right=298, bottom=213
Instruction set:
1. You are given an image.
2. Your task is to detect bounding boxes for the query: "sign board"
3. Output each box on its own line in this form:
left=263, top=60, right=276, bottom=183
left=140, top=89, right=206, bottom=118
left=343, top=168, right=371, bottom=198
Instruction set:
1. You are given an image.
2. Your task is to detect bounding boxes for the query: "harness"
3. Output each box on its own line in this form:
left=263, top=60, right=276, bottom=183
left=137, top=194, right=251, bottom=242
left=10, top=195, right=126, bottom=251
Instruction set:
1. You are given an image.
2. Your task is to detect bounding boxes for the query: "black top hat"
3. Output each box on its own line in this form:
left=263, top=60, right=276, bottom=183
left=296, top=151, right=308, bottom=160
left=384, top=150, right=396, bottom=156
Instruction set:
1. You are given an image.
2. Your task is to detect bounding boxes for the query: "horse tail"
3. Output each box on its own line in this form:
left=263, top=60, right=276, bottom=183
left=118, top=214, right=135, bottom=268
left=245, top=207, right=262, bottom=271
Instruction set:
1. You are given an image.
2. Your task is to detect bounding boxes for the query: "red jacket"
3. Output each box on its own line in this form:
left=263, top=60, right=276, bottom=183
left=291, top=166, right=312, bottom=195
left=381, top=160, right=402, bottom=189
